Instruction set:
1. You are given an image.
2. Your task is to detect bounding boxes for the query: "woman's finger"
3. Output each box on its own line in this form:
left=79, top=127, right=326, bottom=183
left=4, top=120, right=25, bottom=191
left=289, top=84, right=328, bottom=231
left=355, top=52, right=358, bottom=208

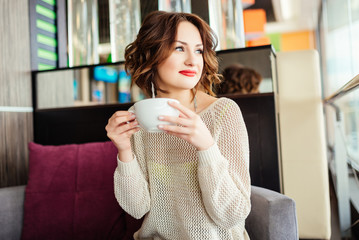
left=120, top=124, right=140, bottom=136
left=163, top=130, right=186, bottom=139
left=112, top=120, right=139, bottom=135
left=110, top=112, right=136, bottom=127
left=158, top=115, right=191, bottom=127
left=158, top=123, right=191, bottom=135
left=107, top=121, right=139, bottom=145
left=111, top=110, right=133, bottom=119
left=167, top=100, right=196, bottom=119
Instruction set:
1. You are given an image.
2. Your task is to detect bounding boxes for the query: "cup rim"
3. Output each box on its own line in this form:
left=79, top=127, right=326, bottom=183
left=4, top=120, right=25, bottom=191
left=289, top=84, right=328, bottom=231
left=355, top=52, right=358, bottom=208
left=134, top=98, right=179, bottom=106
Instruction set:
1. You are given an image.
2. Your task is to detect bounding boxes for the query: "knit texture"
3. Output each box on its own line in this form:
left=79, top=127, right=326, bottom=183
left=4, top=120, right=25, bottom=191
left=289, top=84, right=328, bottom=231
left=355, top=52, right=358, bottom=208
left=114, top=97, right=251, bottom=240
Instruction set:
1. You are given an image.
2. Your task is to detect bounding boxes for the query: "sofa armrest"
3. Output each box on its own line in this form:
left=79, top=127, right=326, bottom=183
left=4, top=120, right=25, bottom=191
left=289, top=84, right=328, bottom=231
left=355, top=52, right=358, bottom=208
left=246, top=186, right=298, bottom=240
left=0, top=185, right=26, bottom=240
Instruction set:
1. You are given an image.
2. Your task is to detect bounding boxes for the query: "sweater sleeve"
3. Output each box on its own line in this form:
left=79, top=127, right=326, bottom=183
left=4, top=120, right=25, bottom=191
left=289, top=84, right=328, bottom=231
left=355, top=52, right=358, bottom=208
left=197, top=99, right=251, bottom=229
left=114, top=155, right=150, bottom=219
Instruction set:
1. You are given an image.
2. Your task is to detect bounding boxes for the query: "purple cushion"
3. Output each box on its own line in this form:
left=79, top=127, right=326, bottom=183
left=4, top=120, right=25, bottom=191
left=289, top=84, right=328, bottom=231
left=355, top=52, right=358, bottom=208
left=22, top=141, right=142, bottom=240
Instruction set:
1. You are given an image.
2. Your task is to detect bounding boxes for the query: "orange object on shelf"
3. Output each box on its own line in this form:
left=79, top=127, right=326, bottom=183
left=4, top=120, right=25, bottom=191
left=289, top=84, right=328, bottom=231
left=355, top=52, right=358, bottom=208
left=243, top=9, right=266, bottom=39
left=247, top=36, right=271, bottom=47
left=281, top=31, right=315, bottom=51
left=243, top=9, right=266, bottom=32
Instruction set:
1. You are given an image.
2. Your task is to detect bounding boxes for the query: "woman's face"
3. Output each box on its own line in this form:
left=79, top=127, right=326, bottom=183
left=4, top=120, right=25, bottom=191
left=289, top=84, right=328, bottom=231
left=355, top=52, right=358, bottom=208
left=156, top=21, right=204, bottom=93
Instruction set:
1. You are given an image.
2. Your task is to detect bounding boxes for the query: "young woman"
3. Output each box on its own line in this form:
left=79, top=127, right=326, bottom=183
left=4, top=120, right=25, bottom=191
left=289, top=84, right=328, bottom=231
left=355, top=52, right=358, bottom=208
left=106, top=11, right=251, bottom=240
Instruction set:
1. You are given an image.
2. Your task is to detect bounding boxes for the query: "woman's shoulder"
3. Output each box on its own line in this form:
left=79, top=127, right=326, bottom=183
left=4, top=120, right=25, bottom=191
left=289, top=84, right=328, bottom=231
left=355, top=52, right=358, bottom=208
left=215, top=96, right=237, bottom=106
left=199, top=97, right=241, bottom=116
left=197, top=92, right=237, bottom=113
left=205, top=96, right=239, bottom=111
left=213, top=97, right=241, bottom=115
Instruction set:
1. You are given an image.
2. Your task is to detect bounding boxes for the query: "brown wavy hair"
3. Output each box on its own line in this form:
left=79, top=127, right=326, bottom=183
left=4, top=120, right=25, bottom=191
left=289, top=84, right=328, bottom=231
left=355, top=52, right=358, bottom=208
left=124, top=11, right=221, bottom=97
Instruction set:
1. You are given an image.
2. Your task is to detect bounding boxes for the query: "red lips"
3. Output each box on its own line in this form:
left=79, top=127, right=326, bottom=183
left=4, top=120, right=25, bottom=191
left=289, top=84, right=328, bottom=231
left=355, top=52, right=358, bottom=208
left=179, top=70, right=196, bottom=77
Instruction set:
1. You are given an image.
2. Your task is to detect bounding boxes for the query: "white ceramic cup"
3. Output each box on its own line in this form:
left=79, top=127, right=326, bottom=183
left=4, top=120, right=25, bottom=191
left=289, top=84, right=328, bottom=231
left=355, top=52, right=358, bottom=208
left=130, top=98, right=180, bottom=132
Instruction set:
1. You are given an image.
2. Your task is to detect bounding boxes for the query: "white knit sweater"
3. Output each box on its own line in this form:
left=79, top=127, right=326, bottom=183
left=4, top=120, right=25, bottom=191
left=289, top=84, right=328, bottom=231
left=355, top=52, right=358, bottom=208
left=114, top=97, right=251, bottom=240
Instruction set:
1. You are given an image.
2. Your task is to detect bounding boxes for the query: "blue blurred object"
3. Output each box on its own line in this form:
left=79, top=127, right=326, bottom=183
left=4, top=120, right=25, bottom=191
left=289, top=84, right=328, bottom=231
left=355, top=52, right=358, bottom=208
left=93, top=89, right=103, bottom=102
left=118, top=70, right=131, bottom=103
left=93, top=66, right=118, bottom=83
left=73, top=79, right=78, bottom=100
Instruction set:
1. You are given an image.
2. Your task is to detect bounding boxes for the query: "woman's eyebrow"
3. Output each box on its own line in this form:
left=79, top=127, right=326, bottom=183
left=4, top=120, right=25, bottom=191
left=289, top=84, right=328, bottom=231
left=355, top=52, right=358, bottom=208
left=175, top=40, right=203, bottom=47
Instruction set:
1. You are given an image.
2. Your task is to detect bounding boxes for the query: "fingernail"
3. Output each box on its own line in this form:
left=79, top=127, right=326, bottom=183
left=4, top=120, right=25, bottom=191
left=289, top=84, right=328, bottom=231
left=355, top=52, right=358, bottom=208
left=158, top=125, right=164, bottom=129
left=158, top=116, right=164, bottom=120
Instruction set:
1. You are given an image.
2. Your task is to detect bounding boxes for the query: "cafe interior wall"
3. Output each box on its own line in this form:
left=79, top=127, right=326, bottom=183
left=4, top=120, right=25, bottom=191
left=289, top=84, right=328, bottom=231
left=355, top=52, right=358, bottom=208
left=0, top=0, right=33, bottom=188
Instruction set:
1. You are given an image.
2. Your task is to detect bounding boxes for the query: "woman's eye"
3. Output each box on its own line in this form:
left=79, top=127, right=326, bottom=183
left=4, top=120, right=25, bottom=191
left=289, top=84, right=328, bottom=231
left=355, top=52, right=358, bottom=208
left=175, top=46, right=184, bottom=52
left=196, top=49, right=203, bottom=54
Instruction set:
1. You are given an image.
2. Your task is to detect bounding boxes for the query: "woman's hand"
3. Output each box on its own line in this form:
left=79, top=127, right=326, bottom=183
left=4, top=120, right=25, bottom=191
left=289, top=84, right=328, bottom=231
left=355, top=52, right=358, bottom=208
left=105, top=111, right=139, bottom=162
left=158, top=101, right=214, bottom=151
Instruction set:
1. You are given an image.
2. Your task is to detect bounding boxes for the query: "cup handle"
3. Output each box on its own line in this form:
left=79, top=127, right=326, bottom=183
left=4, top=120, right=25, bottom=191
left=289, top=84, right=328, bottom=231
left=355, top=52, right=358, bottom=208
left=127, top=109, right=141, bottom=129
left=126, top=109, right=136, bottom=124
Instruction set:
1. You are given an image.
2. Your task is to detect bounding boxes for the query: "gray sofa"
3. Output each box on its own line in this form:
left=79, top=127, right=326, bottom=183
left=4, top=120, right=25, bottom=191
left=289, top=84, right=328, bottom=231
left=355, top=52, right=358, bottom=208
left=0, top=184, right=298, bottom=240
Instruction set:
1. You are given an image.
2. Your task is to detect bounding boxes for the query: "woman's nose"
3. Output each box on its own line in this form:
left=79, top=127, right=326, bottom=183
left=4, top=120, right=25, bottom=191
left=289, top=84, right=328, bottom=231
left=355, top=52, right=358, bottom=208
left=184, top=52, right=198, bottom=66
